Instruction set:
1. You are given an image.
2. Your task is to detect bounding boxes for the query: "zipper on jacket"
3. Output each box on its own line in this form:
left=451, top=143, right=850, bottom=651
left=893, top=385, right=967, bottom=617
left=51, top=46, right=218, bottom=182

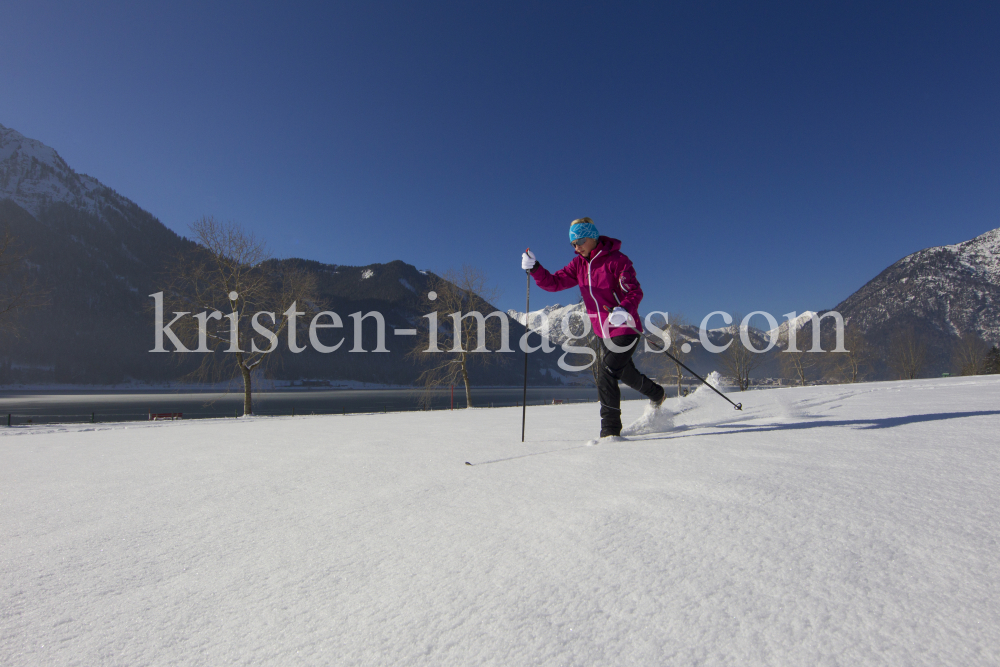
left=586, top=248, right=605, bottom=338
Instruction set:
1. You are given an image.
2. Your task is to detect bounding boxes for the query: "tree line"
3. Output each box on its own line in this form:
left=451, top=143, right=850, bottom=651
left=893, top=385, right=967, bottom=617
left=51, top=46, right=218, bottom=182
left=705, top=317, right=1000, bottom=390
left=3, top=215, right=997, bottom=411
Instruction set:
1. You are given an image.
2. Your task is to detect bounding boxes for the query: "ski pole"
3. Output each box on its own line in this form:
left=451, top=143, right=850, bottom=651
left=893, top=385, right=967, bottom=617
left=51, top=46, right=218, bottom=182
left=602, top=306, right=742, bottom=411
left=521, top=249, right=531, bottom=442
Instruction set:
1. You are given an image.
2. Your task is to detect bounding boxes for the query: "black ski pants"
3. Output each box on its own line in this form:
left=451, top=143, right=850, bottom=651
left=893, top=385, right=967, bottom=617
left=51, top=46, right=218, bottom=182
left=598, top=334, right=664, bottom=434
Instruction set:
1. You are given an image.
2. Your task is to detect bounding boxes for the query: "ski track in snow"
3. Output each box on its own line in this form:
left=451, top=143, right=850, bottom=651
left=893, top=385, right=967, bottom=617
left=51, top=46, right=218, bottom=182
left=2, top=376, right=999, bottom=666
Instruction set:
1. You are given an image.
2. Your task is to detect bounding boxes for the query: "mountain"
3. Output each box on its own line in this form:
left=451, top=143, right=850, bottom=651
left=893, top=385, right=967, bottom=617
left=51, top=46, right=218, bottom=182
left=507, top=302, right=590, bottom=347
left=0, top=124, right=196, bottom=383
left=511, top=222, right=1000, bottom=383
left=507, top=301, right=752, bottom=381
left=0, top=123, right=567, bottom=386
left=261, top=258, right=569, bottom=387
left=831, top=228, right=1000, bottom=375
left=8, top=121, right=994, bottom=385
left=1, top=126, right=128, bottom=220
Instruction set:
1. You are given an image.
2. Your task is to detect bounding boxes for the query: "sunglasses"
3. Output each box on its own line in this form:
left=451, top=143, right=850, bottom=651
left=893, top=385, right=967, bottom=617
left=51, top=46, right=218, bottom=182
left=570, top=238, right=590, bottom=248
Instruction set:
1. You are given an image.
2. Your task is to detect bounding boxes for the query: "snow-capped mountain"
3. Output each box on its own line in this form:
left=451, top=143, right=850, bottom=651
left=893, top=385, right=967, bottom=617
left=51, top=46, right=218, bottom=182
left=829, top=227, right=1000, bottom=376
left=506, top=302, right=590, bottom=346
left=0, top=124, right=129, bottom=221
left=0, top=123, right=568, bottom=385
left=765, top=311, right=819, bottom=340
left=0, top=124, right=196, bottom=383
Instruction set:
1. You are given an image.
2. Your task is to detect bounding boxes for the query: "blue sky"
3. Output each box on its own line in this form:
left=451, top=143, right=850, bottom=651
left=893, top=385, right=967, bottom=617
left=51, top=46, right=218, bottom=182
left=2, top=1, right=998, bottom=323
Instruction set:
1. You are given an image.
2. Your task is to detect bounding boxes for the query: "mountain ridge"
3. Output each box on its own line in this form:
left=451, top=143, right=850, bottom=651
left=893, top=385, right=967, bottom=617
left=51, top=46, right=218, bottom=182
left=0, top=124, right=569, bottom=386
left=4, top=121, right=999, bottom=384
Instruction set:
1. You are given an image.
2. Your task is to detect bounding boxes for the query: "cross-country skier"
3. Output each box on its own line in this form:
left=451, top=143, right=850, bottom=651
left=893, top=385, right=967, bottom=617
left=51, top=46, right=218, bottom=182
left=521, top=218, right=666, bottom=438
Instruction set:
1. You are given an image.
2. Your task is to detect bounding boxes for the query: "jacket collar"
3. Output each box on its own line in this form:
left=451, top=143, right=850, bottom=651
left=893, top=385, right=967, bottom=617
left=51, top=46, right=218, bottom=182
left=585, top=236, right=620, bottom=261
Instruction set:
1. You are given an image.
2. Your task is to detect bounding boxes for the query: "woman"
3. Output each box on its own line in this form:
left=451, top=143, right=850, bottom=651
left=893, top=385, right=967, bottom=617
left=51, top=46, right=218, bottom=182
left=521, top=218, right=665, bottom=438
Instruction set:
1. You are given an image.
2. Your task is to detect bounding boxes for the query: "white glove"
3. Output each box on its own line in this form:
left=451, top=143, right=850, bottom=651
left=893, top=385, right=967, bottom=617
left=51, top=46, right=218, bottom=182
left=521, top=249, right=537, bottom=272
left=607, top=307, right=630, bottom=327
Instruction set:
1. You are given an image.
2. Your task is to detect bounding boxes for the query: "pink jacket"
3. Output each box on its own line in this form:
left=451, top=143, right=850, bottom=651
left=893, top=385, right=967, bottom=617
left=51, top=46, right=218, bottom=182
left=530, top=236, right=644, bottom=339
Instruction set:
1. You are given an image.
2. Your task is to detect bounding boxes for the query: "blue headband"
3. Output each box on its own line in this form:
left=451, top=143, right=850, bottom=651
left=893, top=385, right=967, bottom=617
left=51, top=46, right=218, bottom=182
left=569, top=222, right=599, bottom=242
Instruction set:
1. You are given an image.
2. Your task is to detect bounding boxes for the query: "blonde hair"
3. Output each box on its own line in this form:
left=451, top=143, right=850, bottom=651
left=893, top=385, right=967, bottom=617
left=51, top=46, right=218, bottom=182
left=570, top=217, right=594, bottom=226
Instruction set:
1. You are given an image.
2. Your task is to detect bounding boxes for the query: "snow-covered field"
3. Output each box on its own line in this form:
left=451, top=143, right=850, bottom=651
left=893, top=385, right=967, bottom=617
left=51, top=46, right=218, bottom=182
left=2, top=376, right=998, bottom=666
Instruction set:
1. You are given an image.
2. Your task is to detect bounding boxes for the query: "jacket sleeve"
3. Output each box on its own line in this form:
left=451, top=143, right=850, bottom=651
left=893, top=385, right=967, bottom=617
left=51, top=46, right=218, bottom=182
left=530, top=260, right=579, bottom=293
left=615, top=255, right=644, bottom=311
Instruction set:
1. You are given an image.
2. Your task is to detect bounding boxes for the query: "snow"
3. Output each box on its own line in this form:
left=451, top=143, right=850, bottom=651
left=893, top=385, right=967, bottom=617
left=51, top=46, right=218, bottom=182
left=2, top=376, right=999, bottom=665
left=930, top=227, right=1000, bottom=283
left=0, top=123, right=125, bottom=224
left=623, top=371, right=723, bottom=436
left=766, top=310, right=818, bottom=338
left=361, top=269, right=374, bottom=280
left=508, top=302, right=589, bottom=345
left=399, top=277, right=416, bottom=292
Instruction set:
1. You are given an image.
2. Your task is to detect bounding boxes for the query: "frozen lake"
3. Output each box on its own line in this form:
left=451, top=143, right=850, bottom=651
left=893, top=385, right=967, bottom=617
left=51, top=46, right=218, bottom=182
left=0, top=385, right=660, bottom=423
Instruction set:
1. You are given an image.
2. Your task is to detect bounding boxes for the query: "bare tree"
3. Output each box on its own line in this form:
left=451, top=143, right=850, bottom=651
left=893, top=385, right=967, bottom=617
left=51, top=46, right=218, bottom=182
left=824, top=324, right=873, bottom=383
left=0, top=227, right=47, bottom=334
left=647, top=312, right=692, bottom=396
left=161, top=217, right=318, bottom=415
left=887, top=329, right=927, bottom=380
left=982, top=345, right=1000, bottom=374
left=780, top=349, right=816, bottom=387
left=409, top=266, right=505, bottom=408
left=951, top=331, right=989, bottom=376
left=716, top=313, right=766, bottom=391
